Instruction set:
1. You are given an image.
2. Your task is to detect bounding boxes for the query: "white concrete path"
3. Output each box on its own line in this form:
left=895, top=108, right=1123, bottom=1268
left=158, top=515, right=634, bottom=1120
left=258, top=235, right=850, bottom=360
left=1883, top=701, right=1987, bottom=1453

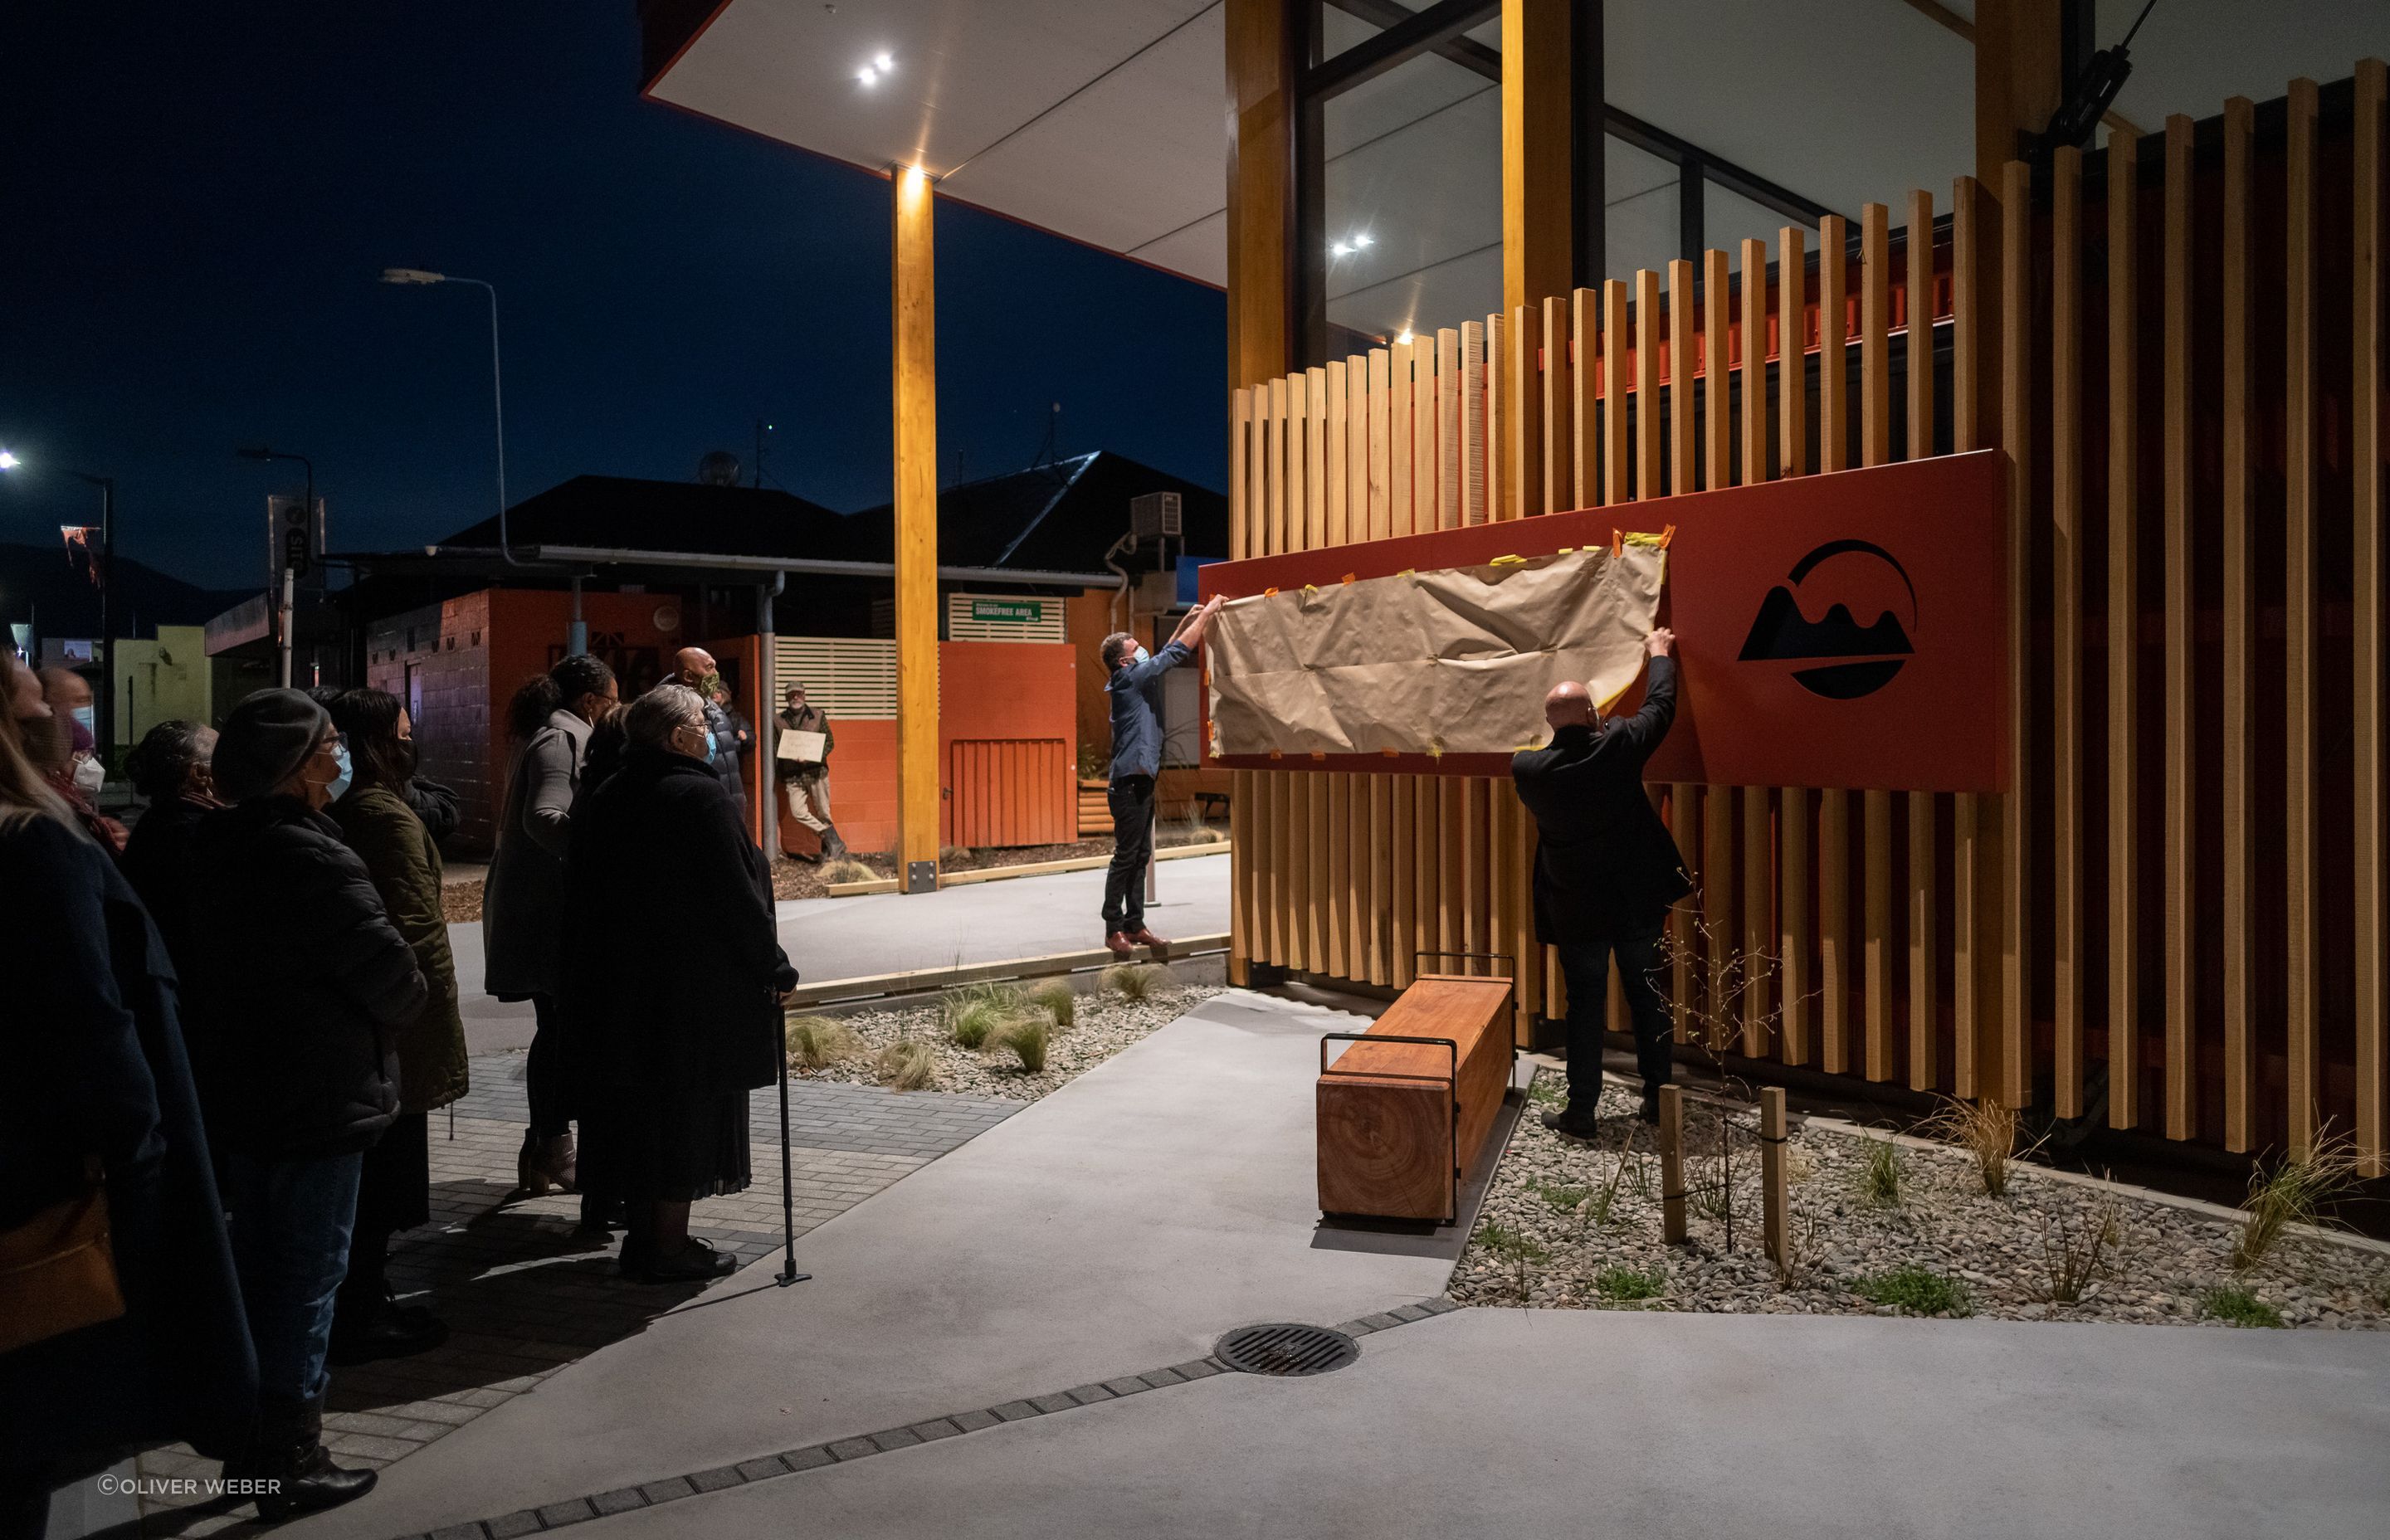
left=451, top=852, right=1232, bottom=1055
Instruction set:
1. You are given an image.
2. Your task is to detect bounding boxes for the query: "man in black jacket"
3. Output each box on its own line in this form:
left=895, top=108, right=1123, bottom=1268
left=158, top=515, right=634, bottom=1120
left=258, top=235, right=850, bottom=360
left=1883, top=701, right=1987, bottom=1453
left=183, top=688, right=428, bottom=1518
left=1511, top=627, right=1689, bottom=1135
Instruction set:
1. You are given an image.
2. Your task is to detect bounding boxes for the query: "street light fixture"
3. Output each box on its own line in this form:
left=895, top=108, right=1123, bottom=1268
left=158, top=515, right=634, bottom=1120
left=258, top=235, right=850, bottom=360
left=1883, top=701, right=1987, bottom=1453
left=236, top=445, right=314, bottom=688
left=380, top=266, right=518, bottom=565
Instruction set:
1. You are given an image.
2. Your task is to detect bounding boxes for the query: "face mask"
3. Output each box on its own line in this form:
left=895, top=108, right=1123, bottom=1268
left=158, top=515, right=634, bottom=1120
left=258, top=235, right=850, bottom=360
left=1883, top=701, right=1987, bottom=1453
left=1132, top=646, right=1149, bottom=665
left=393, top=739, right=420, bottom=780
left=70, top=705, right=95, bottom=733
left=704, top=728, right=719, bottom=762
left=71, top=754, right=105, bottom=794
left=326, top=743, right=354, bottom=802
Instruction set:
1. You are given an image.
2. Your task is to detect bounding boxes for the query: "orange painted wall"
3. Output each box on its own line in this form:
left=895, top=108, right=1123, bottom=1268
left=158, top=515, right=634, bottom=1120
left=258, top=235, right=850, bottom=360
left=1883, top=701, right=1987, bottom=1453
left=773, top=640, right=1077, bottom=857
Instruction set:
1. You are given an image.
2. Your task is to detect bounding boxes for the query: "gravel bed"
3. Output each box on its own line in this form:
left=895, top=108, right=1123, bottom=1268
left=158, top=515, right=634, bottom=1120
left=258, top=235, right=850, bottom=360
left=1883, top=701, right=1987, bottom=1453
left=788, top=977, right=1223, bottom=1101
left=1451, top=1071, right=2390, bottom=1329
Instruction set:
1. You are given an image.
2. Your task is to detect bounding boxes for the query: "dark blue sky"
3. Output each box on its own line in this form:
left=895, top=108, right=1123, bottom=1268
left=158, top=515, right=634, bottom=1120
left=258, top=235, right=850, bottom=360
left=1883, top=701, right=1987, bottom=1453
left=0, top=2, right=1227, bottom=593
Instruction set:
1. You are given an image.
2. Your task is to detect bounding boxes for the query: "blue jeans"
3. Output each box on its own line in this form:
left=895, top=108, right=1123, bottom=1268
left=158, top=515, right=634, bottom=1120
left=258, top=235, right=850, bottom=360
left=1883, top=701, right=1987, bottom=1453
left=218, top=1150, right=363, bottom=1404
left=1554, top=914, right=1675, bottom=1109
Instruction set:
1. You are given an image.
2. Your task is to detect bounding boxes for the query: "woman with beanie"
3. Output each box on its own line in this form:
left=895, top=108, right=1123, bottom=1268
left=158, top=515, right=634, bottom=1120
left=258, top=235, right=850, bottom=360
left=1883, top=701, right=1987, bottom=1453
left=324, top=687, right=467, bottom=1364
left=482, top=654, right=618, bottom=1195
left=180, top=687, right=427, bottom=1518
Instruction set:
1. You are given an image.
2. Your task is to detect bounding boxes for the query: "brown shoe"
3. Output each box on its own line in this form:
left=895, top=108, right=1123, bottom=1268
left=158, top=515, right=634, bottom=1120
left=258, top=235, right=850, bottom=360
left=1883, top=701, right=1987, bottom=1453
left=517, top=1132, right=578, bottom=1196
left=1129, top=928, right=1171, bottom=961
left=1104, top=931, right=1135, bottom=959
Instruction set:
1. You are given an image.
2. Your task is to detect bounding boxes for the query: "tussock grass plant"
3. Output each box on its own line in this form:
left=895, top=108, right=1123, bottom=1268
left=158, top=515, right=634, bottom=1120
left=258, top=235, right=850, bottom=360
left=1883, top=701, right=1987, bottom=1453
left=1527, top=1073, right=1568, bottom=1109
left=2200, top=1284, right=2285, bottom=1328
left=1529, top=1180, right=1592, bottom=1214
left=995, top=1015, right=1051, bottom=1073
left=2233, top=1128, right=2362, bottom=1270
left=1927, top=1094, right=2039, bottom=1197
left=942, top=995, right=1002, bottom=1050
left=783, top=1015, right=857, bottom=1070
left=1594, top=1265, right=1666, bottom=1303
left=938, top=844, right=970, bottom=869
left=822, top=856, right=879, bottom=886
left=1856, top=1133, right=1905, bottom=1208
left=876, top=1040, right=939, bottom=1092
left=1031, top=979, right=1077, bottom=1029
left=1854, top=1264, right=1972, bottom=1317
left=1103, top=963, right=1163, bottom=1001
left=1474, top=1221, right=1549, bottom=1303
left=2032, top=1196, right=2122, bottom=1304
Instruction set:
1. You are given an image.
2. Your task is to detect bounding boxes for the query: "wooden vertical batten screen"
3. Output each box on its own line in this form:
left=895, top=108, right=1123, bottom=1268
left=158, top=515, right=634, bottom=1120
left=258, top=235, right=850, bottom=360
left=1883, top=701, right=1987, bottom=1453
left=1224, top=65, right=2388, bottom=1167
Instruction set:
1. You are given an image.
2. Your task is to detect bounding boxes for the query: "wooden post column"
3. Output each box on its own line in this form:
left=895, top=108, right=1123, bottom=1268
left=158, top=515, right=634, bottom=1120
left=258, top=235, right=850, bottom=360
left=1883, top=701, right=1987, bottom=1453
left=892, top=163, right=940, bottom=894
left=1502, top=0, right=1574, bottom=314
left=1973, top=0, right=2063, bottom=187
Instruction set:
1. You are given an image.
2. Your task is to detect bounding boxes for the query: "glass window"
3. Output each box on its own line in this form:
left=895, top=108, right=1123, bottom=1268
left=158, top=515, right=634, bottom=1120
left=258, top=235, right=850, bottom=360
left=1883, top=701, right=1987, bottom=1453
left=1705, top=179, right=1813, bottom=268
left=1315, top=24, right=1501, bottom=353
left=1602, top=134, right=1680, bottom=282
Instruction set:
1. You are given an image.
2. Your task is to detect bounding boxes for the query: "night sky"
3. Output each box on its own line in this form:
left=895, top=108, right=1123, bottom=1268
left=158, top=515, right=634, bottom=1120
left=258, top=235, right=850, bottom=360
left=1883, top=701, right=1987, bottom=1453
left=0, top=3, right=1227, bottom=595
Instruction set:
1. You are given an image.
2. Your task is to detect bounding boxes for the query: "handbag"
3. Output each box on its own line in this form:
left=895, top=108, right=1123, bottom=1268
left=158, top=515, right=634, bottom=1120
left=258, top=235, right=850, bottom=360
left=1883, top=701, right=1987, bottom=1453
left=0, top=1158, right=125, bottom=1355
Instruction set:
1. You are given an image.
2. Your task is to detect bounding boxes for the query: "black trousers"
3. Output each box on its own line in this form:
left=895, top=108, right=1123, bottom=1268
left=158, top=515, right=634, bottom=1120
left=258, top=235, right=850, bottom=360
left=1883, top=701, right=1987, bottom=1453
left=527, top=992, right=568, bottom=1139
left=1554, top=912, right=1675, bottom=1109
left=1102, top=774, right=1155, bottom=933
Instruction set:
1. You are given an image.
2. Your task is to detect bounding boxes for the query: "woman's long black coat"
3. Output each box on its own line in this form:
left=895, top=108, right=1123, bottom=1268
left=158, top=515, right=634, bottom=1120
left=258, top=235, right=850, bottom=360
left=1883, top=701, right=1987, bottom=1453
left=559, top=749, right=793, bottom=1133
left=0, top=814, right=258, bottom=1481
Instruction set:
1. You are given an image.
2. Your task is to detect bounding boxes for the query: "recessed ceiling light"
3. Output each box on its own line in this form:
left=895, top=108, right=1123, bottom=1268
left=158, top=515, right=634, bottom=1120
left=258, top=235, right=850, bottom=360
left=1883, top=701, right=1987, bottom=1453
left=1352, top=232, right=1373, bottom=248
left=1330, top=241, right=1351, bottom=257
left=1396, top=329, right=1414, bottom=344
left=874, top=51, right=895, bottom=71
left=857, top=66, right=877, bottom=84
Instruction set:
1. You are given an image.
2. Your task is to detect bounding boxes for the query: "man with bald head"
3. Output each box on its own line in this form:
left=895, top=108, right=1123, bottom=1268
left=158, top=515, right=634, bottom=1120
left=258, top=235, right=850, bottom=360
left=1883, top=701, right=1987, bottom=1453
left=672, top=646, right=744, bottom=811
left=1510, top=626, right=1688, bottom=1134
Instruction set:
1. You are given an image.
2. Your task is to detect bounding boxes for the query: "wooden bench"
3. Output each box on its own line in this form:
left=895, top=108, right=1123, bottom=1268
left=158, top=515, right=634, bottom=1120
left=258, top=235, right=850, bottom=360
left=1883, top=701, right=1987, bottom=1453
left=1316, top=968, right=1515, bottom=1224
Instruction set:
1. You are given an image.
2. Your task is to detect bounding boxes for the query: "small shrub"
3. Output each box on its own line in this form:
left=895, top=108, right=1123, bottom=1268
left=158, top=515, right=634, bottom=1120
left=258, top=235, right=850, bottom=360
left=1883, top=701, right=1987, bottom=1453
left=1529, top=1180, right=1591, bottom=1214
left=1103, top=963, right=1162, bottom=1001
left=1474, top=1221, right=1549, bottom=1302
left=2233, top=1128, right=2362, bottom=1270
left=1854, top=1264, right=1972, bottom=1317
left=2032, top=1196, right=2121, bottom=1304
left=1927, top=1094, right=2037, bottom=1198
left=783, top=1015, right=856, bottom=1070
left=2201, top=1285, right=2285, bottom=1328
left=876, top=1039, right=939, bottom=1092
left=822, top=856, right=879, bottom=886
left=1031, top=979, right=1076, bottom=1029
left=1594, top=1265, right=1666, bottom=1303
left=1856, top=1134, right=1905, bottom=1208
left=995, top=1014, right=1051, bottom=1072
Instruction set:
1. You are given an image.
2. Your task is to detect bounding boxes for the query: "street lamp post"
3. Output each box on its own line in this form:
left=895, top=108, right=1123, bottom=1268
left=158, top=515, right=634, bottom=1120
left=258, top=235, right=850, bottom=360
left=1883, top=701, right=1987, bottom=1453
left=380, top=268, right=516, bottom=564
left=1, top=452, right=119, bottom=765
left=237, top=446, right=313, bottom=688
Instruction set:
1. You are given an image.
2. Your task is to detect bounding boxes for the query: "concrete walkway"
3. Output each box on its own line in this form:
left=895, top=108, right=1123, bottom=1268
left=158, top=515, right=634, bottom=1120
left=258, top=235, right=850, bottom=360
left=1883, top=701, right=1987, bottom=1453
left=286, top=982, right=2390, bottom=1540
left=290, top=987, right=1450, bottom=1539
left=451, top=853, right=1232, bottom=1055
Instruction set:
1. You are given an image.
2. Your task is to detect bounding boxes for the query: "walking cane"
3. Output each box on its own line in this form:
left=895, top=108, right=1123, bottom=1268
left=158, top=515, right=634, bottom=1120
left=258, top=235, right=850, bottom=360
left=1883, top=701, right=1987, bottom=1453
left=776, top=1033, right=810, bottom=1288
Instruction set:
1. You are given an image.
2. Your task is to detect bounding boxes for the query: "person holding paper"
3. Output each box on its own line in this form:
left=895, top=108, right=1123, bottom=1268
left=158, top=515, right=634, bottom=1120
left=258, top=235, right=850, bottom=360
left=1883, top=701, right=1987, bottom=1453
left=773, top=682, right=845, bottom=860
left=1098, top=596, right=1222, bottom=958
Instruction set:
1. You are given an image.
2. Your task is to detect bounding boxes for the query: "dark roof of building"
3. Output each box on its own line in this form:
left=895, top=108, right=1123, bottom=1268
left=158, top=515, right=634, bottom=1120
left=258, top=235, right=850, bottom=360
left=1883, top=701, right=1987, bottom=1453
left=437, top=475, right=854, bottom=562
left=843, top=451, right=1229, bottom=571
left=430, top=453, right=1227, bottom=574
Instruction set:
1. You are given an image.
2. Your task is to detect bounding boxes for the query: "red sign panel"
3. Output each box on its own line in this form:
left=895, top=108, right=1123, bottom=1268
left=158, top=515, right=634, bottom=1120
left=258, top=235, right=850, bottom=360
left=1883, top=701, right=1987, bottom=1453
left=1198, top=451, right=2010, bottom=794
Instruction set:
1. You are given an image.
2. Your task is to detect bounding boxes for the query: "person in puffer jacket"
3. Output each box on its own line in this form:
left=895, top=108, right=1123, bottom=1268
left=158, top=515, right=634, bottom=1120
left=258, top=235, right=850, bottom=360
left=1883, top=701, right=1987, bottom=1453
left=180, top=688, right=427, bottom=1521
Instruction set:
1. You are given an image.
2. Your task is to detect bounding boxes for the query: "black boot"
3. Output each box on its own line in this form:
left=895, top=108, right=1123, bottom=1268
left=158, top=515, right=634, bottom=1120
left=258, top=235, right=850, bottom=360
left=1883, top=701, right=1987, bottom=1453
left=820, top=824, right=849, bottom=860
left=231, top=1393, right=378, bottom=1519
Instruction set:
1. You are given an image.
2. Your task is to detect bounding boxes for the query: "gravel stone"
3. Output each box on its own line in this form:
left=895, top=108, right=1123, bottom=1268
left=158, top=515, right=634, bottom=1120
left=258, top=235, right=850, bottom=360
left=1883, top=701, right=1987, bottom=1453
left=1447, top=1071, right=2390, bottom=1331
left=789, top=983, right=1222, bottom=1102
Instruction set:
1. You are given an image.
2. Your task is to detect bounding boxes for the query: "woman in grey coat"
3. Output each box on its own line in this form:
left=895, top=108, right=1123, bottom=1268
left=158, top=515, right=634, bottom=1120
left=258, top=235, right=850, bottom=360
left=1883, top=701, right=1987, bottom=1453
left=481, top=654, right=617, bottom=1193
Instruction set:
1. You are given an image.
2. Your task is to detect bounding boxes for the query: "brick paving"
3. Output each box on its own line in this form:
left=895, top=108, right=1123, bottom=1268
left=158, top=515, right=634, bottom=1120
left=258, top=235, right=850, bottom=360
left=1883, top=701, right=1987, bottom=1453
left=131, top=1054, right=1016, bottom=1536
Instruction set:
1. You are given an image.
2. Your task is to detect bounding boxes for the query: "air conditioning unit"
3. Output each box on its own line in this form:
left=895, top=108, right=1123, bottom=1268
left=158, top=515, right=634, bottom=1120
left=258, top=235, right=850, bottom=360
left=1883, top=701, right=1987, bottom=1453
left=1130, top=491, right=1182, bottom=543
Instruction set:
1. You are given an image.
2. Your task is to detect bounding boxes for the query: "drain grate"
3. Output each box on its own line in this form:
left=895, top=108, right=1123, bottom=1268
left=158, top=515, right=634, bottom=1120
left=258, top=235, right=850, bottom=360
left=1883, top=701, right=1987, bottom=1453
left=1212, top=1323, right=1360, bottom=1377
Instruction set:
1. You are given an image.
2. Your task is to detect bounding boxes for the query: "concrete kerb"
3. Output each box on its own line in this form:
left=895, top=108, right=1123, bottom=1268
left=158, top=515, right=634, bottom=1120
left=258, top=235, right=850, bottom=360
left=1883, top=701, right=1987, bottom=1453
left=378, top=1299, right=1465, bottom=1540
left=785, top=939, right=1228, bottom=1013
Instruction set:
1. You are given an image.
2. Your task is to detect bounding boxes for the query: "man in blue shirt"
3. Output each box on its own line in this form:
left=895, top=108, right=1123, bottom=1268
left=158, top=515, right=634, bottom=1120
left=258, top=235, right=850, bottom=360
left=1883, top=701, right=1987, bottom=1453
left=1100, top=594, right=1223, bottom=958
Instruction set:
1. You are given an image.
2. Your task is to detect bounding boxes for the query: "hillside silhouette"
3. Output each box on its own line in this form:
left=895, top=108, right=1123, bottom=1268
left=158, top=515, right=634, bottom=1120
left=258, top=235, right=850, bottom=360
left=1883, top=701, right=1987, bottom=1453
left=1737, top=584, right=1913, bottom=661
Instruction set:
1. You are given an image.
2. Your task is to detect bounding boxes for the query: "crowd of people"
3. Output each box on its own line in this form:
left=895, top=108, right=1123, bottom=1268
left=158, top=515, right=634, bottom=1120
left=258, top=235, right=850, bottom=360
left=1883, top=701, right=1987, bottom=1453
left=0, top=646, right=796, bottom=1535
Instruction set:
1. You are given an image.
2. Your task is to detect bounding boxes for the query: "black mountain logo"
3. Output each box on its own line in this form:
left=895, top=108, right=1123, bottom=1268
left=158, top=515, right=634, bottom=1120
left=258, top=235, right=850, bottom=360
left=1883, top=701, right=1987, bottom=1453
left=1737, top=539, right=1917, bottom=699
